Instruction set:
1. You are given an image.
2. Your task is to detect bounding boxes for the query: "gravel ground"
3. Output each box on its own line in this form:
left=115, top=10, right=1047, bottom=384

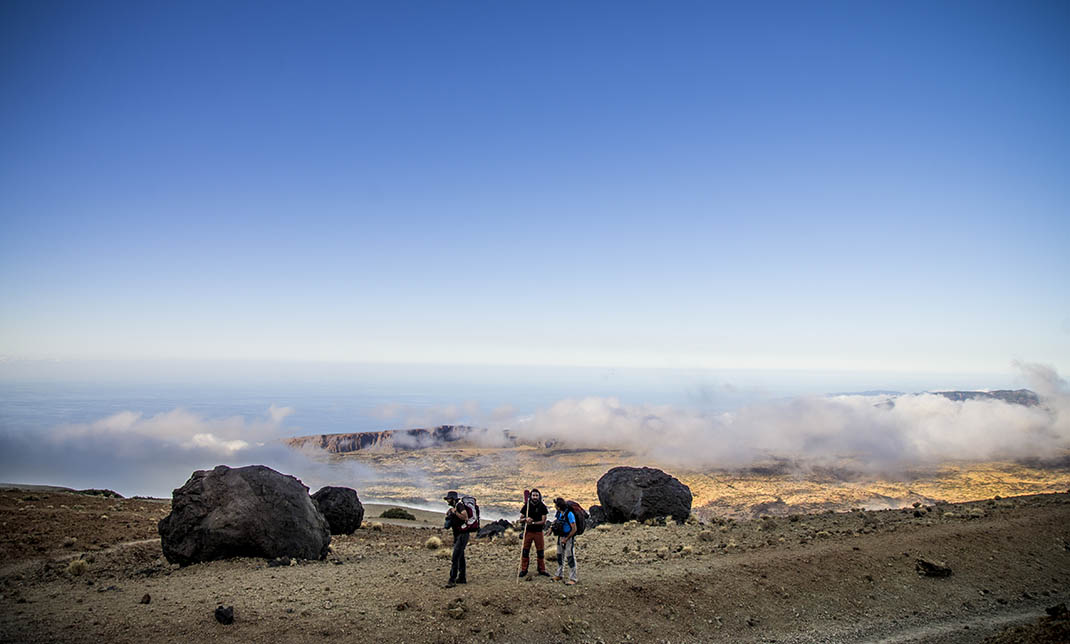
left=1, top=489, right=1069, bottom=643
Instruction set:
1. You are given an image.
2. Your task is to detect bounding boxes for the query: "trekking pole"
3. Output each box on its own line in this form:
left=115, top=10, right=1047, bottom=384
left=516, top=489, right=529, bottom=584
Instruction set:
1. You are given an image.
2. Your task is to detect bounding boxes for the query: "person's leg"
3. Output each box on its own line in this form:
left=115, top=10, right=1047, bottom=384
left=534, top=531, right=547, bottom=573
left=449, top=533, right=463, bottom=583
left=554, top=537, right=564, bottom=579
left=456, top=532, right=468, bottom=583
left=566, top=538, right=578, bottom=582
left=520, top=530, right=534, bottom=574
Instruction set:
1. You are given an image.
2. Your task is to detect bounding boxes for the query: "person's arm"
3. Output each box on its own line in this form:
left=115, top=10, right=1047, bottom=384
left=455, top=506, right=468, bottom=522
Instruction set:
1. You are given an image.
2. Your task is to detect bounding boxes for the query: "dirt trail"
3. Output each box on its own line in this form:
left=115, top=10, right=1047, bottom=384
left=2, top=490, right=1068, bottom=643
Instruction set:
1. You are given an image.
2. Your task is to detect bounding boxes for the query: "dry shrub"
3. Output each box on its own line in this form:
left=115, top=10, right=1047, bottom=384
left=369, top=522, right=384, bottom=531
left=67, top=559, right=88, bottom=576
left=425, top=536, right=443, bottom=550
left=698, top=530, right=715, bottom=542
left=502, top=529, right=519, bottom=545
left=681, top=545, right=693, bottom=555
left=62, top=536, right=77, bottom=548
left=595, top=524, right=611, bottom=532
left=545, top=545, right=557, bottom=560
left=436, top=548, right=451, bottom=559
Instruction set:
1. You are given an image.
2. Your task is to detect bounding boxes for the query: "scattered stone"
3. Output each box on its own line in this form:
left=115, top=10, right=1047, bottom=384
left=312, top=486, right=365, bottom=534
left=396, top=601, right=409, bottom=611
left=916, top=558, right=953, bottom=577
left=214, top=605, right=234, bottom=625
left=1046, top=603, right=1067, bottom=619
left=448, top=607, right=466, bottom=619
left=159, top=465, right=331, bottom=566
left=267, top=557, right=290, bottom=567
left=139, top=594, right=151, bottom=605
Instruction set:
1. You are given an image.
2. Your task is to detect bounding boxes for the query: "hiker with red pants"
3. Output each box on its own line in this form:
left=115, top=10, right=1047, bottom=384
left=517, top=488, right=550, bottom=578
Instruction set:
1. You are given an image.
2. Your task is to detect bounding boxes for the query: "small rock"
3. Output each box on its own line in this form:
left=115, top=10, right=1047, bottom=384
left=915, top=558, right=952, bottom=577
left=396, top=602, right=409, bottom=611
left=215, top=605, right=234, bottom=625
left=139, top=594, right=151, bottom=605
left=1045, top=603, right=1067, bottom=619
left=448, top=607, right=465, bottom=620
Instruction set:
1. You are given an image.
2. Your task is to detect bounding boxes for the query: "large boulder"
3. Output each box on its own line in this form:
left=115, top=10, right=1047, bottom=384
left=311, top=486, right=364, bottom=534
left=596, top=466, right=692, bottom=524
left=158, top=465, right=331, bottom=566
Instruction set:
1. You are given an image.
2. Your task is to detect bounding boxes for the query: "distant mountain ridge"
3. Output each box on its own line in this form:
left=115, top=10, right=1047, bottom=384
left=285, top=425, right=554, bottom=454
left=930, top=389, right=1039, bottom=406
left=287, top=390, right=1041, bottom=455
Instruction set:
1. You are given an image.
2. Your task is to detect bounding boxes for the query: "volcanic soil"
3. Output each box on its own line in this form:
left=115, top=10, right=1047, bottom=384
left=1, top=488, right=1069, bottom=643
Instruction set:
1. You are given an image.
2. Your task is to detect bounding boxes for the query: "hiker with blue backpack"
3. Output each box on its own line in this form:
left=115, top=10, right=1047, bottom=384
left=443, top=490, right=479, bottom=588
left=551, top=496, right=583, bottom=585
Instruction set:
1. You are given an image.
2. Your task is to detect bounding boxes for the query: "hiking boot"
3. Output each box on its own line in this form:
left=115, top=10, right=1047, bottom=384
left=457, top=579, right=467, bottom=584
left=537, top=571, right=551, bottom=577
left=551, top=575, right=563, bottom=581
left=518, top=570, right=528, bottom=578
left=564, top=580, right=576, bottom=586
left=445, top=582, right=456, bottom=589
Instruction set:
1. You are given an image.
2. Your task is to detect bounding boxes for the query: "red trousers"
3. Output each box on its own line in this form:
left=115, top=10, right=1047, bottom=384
left=520, top=529, right=546, bottom=573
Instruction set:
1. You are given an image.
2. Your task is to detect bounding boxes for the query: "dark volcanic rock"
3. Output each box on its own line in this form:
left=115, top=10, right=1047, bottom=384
left=587, top=505, right=606, bottom=529
left=311, top=486, right=364, bottom=534
left=477, top=519, right=512, bottom=539
left=596, top=466, right=693, bottom=524
left=215, top=605, right=234, bottom=625
left=915, top=558, right=953, bottom=577
left=158, top=465, right=331, bottom=566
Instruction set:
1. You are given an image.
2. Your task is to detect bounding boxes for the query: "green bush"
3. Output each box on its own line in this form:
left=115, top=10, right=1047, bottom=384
left=379, top=507, right=416, bottom=520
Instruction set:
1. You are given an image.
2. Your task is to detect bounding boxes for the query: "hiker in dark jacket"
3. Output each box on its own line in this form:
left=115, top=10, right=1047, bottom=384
left=552, top=497, right=579, bottom=585
left=443, top=490, right=470, bottom=588
left=518, top=488, right=550, bottom=577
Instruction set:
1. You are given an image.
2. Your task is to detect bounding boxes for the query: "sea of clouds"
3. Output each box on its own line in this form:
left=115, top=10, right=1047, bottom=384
left=0, top=362, right=1066, bottom=497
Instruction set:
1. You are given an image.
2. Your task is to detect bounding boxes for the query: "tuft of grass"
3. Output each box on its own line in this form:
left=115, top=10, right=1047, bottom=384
left=369, top=521, right=384, bottom=531
left=66, top=559, right=89, bottom=576
left=698, top=530, right=715, bottom=542
left=425, top=536, right=443, bottom=550
left=502, top=529, right=519, bottom=545
left=545, top=545, right=557, bottom=560
left=595, top=524, right=611, bottom=532
left=62, top=536, right=77, bottom=548
left=436, top=548, right=451, bottom=559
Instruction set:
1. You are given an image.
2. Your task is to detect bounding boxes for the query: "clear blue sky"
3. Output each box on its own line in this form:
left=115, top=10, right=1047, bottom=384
left=1, top=1, right=1068, bottom=374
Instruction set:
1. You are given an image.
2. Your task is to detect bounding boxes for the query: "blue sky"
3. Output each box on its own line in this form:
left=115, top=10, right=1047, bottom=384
left=1, top=1, right=1068, bottom=375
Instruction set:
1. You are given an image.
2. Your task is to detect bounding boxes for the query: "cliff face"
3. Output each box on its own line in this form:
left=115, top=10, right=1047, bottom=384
left=286, top=425, right=487, bottom=454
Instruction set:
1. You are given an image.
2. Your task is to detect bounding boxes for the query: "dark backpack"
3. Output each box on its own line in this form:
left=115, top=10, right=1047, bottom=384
left=552, top=501, right=588, bottom=536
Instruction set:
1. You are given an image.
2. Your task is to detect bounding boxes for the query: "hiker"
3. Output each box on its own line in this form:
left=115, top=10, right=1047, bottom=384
left=552, top=497, right=579, bottom=585
left=443, top=490, right=470, bottom=587
left=518, top=488, right=550, bottom=577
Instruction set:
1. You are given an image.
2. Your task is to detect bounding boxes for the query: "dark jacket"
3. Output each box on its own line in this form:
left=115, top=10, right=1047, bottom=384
left=519, top=499, right=548, bottom=533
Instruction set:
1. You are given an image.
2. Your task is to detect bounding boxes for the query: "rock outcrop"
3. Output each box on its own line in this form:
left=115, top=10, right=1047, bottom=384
left=477, top=518, right=512, bottom=539
left=587, top=505, right=606, bottom=529
left=311, top=486, right=364, bottom=534
left=158, top=465, right=330, bottom=566
left=596, top=466, right=693, bottom=524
